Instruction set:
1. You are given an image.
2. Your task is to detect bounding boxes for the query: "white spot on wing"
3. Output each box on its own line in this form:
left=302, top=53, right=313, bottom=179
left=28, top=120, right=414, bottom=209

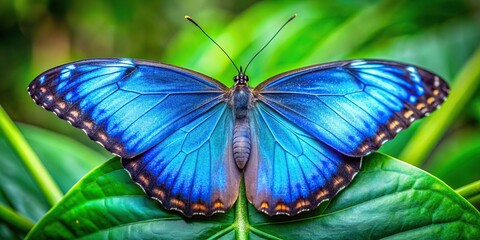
left=407, top=66, right=421, bottom=83
left=66, top=64, right=76, bottom=70
left=350, top=60, right=367, bottom=66
left=434, top=76, right=440, bottom=87
left=120, top=58, right=134, bottom=65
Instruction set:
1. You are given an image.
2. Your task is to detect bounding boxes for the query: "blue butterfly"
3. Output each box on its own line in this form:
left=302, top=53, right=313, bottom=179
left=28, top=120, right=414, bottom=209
left=28, top=57, right=449, bottom=217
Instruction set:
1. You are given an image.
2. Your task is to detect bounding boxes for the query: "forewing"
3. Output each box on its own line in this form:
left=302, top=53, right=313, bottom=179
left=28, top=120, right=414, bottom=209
left=28, top=58, right=228, bottom=158
left=246, top=102, right=361, bottom=216
left=254, top=59, right=449, bottom=156
left=122, top=103, right=240, bottom=217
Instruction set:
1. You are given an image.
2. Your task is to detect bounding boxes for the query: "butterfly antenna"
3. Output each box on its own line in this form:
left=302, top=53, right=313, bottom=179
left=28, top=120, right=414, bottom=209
left=243, top=14, right=297, bottom=74
left=185, top=16, right=241, bottom=73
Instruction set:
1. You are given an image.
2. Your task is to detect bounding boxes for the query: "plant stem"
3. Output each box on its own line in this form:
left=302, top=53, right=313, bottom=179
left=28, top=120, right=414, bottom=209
left=400, top=44, right=480, bottom=166
left=466, top=195, right=480, bottom=208
left=0, top=204, right=35, bottom=234
left=0, top=105, right=63, bottom=206
left=235, top=177, right=249, bottom=240
left=456, top=180, right=480, bottom=204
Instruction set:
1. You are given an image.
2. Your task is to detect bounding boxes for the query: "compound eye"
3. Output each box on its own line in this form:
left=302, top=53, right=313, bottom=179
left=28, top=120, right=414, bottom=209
left=244, top=76, right=249, bottom=82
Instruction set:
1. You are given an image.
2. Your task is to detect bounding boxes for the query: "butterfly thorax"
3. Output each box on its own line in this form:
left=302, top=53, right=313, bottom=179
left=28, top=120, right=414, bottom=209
left=231, top=80, right=253, bottom=169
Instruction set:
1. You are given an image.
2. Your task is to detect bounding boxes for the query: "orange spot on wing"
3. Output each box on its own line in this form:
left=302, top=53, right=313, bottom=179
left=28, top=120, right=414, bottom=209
left=333, top=177, right=345, bottom=188
left=127, top=161, right=138, bottom=171
left=358, top=144, right=369, bottom=153
left=138, top=174, right=150, bottom=186
left=97, top=132, right=108, bottom=142
left=403, top=110, right=414, bottom=119
left=416, top=103, right=426, bottom=110
left=376, top=132, right=387, bottom=144
left=389, top=120, right=399, bottom=129
left=213, top=201, right=225, bottom=209
left=295, top=199, right=310, bottom=210
left=152, top=188, right=165, bottom=199
left=113, top=145, right=122, bottom=154
left=345, top=164, right=354, bottom=174
left=170, top=198, right=185, bottom=208
left=260, top=202, right=269, bottom=210
left=316, top=190, right=329, bottom=200
left=388, top=120, right=402, bottom=132
left=83, top=121, right=94, bottom=130
left=427, top=97, right=435, bottom=104
left=70, top=110, right=79, bottom=117
left=192, top=203, right=207, bottom=212
left=58, top=101, right=66, bottom=109
left=275, top=203, right=290, bottom=212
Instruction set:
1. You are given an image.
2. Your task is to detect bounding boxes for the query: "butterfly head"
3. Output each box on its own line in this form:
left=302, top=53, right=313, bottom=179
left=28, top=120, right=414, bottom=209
left=234, top=67, right=249, bottom=85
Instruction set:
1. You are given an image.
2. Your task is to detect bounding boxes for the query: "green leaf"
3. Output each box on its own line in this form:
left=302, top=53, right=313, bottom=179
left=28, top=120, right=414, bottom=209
left=0, top=124, right=106, bottom=238
left=26, top=153, right=480, bottom=239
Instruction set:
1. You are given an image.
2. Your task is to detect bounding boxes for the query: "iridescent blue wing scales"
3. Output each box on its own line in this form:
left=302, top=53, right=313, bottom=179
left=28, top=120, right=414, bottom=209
left=123, top=103, right=240, bottom=216
left=28, top=58, right=228, bottom=158
left=254, top=59, right=449, bottom=157
left=247, top=59, right=448, bottom=215
left=245, top=102, right=361, bottom=216
left=28, top=58, right=240, bottom=216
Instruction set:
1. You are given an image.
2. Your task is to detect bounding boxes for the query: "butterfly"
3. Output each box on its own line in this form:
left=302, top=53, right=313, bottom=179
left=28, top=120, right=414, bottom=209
left=28, top=56, right=449, bottom=217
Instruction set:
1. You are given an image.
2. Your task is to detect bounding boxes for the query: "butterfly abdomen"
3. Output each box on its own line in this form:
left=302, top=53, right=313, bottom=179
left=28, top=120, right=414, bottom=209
left=231, top=85, right=253, bottom=169
left=233, top=118, right=251, bottom=169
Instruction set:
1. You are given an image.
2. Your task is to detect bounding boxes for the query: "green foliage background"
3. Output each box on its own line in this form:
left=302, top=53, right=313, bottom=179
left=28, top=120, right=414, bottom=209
left=0, top=0, right=479, bottom=239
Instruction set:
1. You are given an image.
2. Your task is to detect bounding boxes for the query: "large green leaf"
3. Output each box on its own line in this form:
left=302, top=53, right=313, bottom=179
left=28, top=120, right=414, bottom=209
left=26, top=153, right=480, bottom=239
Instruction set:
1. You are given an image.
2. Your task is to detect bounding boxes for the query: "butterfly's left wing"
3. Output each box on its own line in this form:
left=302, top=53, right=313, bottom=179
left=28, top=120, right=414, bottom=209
left=28, top=58, right=240, bottom=216
left=254, top=59, right=449, bottom=157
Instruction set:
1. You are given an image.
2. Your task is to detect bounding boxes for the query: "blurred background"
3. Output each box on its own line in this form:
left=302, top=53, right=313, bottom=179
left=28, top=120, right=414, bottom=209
left=0, top=0, right=479, bottom=229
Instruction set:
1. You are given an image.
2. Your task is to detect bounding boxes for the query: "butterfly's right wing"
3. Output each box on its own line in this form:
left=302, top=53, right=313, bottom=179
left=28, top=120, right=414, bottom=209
left=246, top=102, right=361, bottom=216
